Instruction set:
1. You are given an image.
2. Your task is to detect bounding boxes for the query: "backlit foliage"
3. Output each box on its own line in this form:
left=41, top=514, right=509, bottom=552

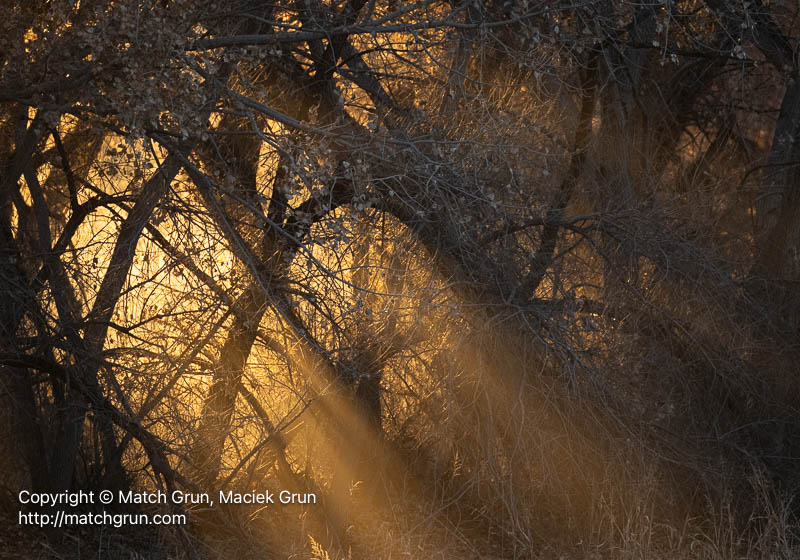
left=1, top=1, right=800, bottom=558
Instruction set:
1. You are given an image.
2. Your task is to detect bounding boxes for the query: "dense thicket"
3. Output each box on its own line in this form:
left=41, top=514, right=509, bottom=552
left=1, top=1, right=799, bottom=558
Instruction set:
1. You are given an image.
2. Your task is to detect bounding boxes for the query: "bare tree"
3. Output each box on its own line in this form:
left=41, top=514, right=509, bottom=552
left=2, top=1, right=800, bottom=558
